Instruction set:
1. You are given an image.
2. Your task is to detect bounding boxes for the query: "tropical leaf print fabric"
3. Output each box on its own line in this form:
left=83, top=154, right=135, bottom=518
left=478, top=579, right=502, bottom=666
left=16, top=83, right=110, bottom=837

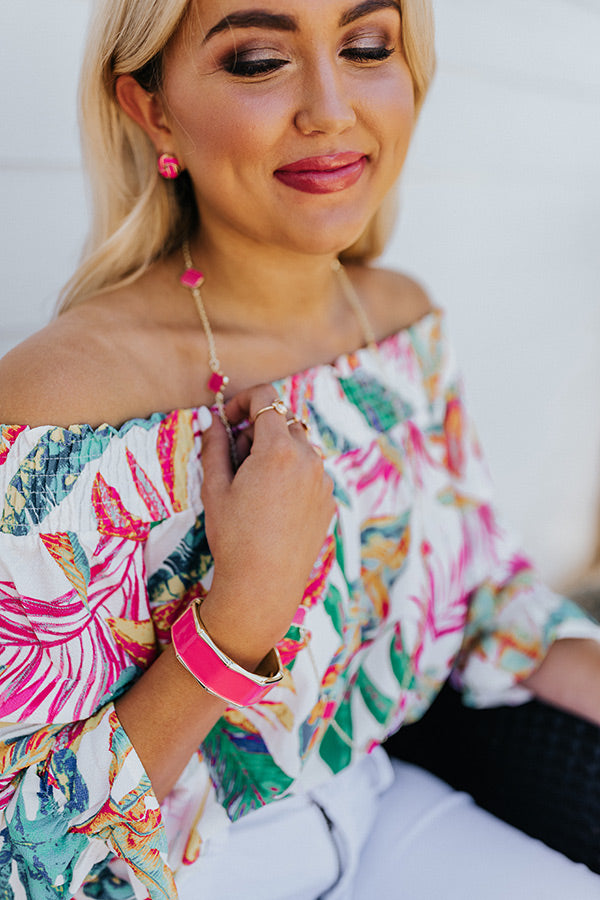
left=1, top=310, right=598, bottom=899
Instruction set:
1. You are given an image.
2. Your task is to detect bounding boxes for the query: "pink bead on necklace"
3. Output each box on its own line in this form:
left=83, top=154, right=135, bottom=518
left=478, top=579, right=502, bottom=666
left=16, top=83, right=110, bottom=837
left=180, top=241, right=236, bottom=461
left=179, top=239, right=379, bottom=467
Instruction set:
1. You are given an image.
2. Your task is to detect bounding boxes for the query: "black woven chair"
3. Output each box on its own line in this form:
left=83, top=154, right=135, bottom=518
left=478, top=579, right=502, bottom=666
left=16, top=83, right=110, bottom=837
left=384, top=682, right=600, bottom=873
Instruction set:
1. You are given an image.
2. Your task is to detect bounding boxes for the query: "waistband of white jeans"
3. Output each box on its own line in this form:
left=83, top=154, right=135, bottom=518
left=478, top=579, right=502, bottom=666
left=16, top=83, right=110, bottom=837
left=307, top=747, right=395, bottom=899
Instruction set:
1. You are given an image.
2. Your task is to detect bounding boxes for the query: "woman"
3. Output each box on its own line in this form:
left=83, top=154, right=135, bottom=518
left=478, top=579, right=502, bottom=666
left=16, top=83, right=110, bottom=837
left=1, top=1, right=600, bottom=897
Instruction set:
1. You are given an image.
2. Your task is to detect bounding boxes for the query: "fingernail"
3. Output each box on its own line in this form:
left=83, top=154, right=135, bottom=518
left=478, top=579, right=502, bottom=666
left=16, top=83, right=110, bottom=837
left=198, top=406, right=213, bottom=432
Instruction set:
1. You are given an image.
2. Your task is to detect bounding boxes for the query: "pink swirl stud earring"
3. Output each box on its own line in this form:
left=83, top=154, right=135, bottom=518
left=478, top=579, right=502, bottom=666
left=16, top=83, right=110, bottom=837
left=157, top=153, right=182, bottom=179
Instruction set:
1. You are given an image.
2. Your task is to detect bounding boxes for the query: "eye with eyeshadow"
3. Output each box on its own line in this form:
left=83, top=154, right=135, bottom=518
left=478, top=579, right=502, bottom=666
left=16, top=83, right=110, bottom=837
left=341, top=45, right=395, bottom=63
left=221, top=39, right=396, bottom=79
left=221, top=52, right=289, bottom=78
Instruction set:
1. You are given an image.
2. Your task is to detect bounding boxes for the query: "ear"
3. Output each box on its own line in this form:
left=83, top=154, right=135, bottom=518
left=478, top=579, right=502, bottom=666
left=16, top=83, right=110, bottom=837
left=115, top=74, right=175, bottom=155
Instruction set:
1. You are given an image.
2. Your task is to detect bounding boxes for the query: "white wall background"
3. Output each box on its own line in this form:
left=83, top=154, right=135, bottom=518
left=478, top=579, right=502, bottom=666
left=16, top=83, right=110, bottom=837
left=1, top=0, right=599, bottom=587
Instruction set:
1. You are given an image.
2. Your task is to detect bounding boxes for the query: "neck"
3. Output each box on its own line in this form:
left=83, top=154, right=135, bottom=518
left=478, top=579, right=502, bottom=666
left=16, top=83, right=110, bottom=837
left=188, top=228, right=345, bottom=333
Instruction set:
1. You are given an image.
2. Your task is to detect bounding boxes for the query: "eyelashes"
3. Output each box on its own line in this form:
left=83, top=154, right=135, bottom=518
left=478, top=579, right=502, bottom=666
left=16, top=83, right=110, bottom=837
left=222, top=46, right=395, bottom=78
left=344, top=46, right=395, bottom=63
left=223, top=56, right=286, bottom=77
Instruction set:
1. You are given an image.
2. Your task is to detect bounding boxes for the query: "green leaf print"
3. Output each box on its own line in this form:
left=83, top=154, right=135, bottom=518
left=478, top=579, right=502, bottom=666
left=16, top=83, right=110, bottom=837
left=202, top=722, right=293, bottom=822
left=389, top=631, right=417, bottom=691
left=308, top=406, right=357, bottom=455
left=323, top=584, right=345, bottom=638
left=82, top=861, right=135, bottom=898
left=338, top=373, right=413, bottom=432
left=147, top=514, right=212, bottom=607
left=319, top=696, right=353, bottom=773
left=1, top=427, right=114, bottom=536
left=356, top=668, right=394, bottom=725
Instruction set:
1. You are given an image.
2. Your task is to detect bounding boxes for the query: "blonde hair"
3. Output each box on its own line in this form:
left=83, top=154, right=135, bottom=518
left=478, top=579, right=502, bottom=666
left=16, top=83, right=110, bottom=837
left=59, top=0, right=436, bottom=311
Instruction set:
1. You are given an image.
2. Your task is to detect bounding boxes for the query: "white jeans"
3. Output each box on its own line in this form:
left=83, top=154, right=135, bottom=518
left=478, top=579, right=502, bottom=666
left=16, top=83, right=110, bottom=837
left=176, top=748, right=600, bottom=900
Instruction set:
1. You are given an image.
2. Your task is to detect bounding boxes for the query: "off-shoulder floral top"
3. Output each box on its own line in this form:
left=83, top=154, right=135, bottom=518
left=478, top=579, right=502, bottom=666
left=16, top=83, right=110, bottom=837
left=1, top=310, right=598, bottom=899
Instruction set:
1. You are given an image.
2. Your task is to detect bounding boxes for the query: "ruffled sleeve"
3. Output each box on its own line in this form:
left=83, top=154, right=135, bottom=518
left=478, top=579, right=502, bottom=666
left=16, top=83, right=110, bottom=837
left=426, top=331, right=600, bottom=708
left=0, top=417, right=199, bottom=900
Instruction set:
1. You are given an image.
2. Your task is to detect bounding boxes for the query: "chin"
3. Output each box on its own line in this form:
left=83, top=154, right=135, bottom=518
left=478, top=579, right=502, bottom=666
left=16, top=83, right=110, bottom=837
left=284, top=186, right=389, bottom=256
left=273, top=211, right=375, bottom=259
left=281, top=234, right=365, bottom=260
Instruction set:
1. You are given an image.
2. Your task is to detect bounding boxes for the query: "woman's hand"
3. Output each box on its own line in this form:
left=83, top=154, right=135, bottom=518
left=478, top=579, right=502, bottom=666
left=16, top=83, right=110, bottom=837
left=199, top=385, right=336, bottom=671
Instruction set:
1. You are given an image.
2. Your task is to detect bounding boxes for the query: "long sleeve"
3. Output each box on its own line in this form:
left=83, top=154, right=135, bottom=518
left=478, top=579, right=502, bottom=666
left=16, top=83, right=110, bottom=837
left=0, top=708, right=165, bottom=898
left=454, top=518, right=597, bottom=708
left=0, top=418, right=201, bottom=899
left=425, top=341, right=600, bottom=708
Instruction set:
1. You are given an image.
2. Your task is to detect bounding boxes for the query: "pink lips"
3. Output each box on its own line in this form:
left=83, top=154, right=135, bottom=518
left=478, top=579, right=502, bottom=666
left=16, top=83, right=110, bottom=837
left=274, top=152, right=367, bottom=194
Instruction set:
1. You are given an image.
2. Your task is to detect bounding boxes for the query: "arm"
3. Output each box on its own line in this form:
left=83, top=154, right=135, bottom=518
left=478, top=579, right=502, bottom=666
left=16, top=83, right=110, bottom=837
left=115, top=384, right=335, bottom=801
left=421, top=329, right=600, bottom=710
left=522, top=637, right=600, bottom=727
left=0, top=421, right=189, bottom=897
left=0, top=386, right=334, bottom=897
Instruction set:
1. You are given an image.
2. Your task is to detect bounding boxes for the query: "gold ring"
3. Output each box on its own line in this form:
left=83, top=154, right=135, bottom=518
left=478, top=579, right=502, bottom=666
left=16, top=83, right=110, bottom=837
left=286, top=415, right=311, bottom=434
left=253, top=399, right=288, bottom=422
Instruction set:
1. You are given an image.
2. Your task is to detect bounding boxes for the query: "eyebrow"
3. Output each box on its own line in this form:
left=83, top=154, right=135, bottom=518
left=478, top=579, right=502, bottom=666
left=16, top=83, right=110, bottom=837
left=202, top=11, right=296, bottom=43
left=202, top=1, right=402, bottom=43
left=339, top=1, right=402, bottom=27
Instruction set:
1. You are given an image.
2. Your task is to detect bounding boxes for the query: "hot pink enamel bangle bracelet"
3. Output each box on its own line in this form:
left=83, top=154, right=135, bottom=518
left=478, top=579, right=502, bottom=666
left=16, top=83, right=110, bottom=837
left=171, top=600, right=283, bottom=708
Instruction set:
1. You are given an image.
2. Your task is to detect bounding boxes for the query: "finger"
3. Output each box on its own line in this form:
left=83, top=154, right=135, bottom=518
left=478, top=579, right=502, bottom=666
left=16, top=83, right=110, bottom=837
left=237, top=415, right=307, bottom=448
left=225, top=384, right=281, bottom=427
left=234, top=428, right=252, bottom=465
left=285, top=421, right=325, bottom=467
left=286, top=416, right=311, bottom=439
left=200, top=412, right=235, bottom=494
left=226, top=386, right=292, bottom=452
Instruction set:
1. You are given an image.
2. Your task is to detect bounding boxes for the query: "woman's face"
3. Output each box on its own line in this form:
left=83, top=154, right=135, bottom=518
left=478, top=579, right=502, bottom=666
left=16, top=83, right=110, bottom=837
left=161, top=0, right=415, bottom=257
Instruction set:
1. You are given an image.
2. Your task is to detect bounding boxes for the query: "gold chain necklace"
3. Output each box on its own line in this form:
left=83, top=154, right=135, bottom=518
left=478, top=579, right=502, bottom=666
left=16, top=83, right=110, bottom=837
left=180, top=239, right=379, bottom=462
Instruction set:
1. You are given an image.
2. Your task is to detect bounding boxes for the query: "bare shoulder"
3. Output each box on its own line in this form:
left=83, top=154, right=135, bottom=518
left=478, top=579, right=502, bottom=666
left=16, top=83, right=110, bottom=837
left=0, top=282, right=175, bottom=428
left=0, top=302, right=124, bottom=428
left=348, top=264, right=436, bottom=339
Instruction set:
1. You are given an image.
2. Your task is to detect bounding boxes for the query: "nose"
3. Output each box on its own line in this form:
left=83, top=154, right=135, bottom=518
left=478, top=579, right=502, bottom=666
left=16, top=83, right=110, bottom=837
left=294, top=58, right=357, bottom=136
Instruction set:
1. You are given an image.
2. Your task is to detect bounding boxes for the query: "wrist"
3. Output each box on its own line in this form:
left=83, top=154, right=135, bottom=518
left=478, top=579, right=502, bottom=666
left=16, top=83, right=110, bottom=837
left=200, top=581, right=295, bottom=670
left=171, top=598, right=283, bottom=707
